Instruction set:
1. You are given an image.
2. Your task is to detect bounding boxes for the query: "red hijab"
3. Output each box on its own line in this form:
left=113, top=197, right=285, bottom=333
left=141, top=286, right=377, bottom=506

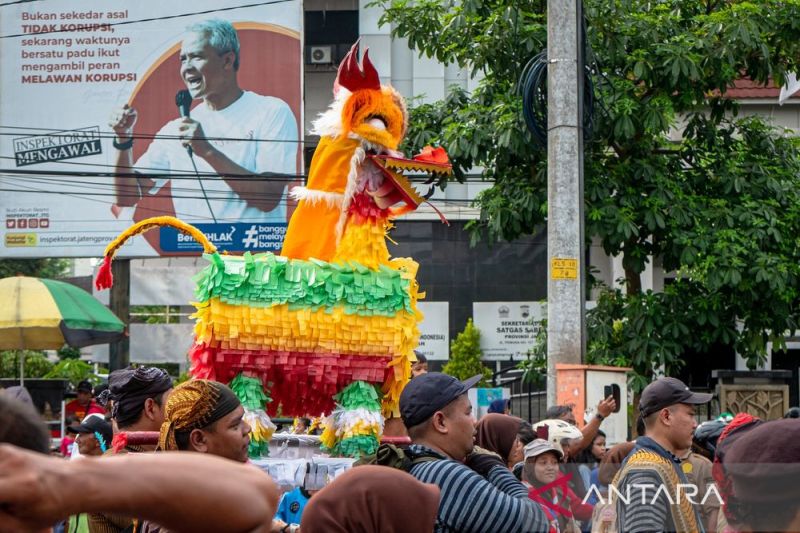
left=300, top=465, right=440, bottom=533
left=475, top=413, right=524, bottom=463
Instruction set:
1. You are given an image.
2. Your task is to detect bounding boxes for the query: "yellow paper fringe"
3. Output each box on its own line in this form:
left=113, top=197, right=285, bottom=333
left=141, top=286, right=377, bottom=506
left=193, top=300, right=419, bottom=357
left=332, top=220, right=391, bottom=270
left=249, top=416, right=276, bottom=443
left=320, top=423, right=337, bottom=449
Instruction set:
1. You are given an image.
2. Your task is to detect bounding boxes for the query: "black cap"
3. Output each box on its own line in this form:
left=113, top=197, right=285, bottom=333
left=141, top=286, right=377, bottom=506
left=400, top=372, right=482, bottom=428
left=76, top=380, right=93, bottom=393
left=639, top=377, right=712, bottom=417
left=68, top=415, right=113, bottom=447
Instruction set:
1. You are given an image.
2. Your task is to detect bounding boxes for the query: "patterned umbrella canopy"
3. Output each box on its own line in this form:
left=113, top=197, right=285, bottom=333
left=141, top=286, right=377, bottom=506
left=0, top=276, right=124, bottom=350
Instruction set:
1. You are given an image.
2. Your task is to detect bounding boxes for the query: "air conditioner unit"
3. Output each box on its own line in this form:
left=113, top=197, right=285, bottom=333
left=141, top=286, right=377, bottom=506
left=308, top=45, right=334, bottom=65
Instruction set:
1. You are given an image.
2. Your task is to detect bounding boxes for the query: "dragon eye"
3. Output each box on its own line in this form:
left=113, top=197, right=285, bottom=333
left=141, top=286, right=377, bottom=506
left=367, top=116, right=387, bottom=131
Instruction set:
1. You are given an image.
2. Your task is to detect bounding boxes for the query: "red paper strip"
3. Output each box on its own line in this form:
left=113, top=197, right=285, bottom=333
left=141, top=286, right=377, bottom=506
left=189, top=343, right=393, bottom=416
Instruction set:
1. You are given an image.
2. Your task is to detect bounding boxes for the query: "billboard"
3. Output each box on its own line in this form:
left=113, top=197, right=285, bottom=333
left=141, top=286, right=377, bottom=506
left=0, top=0, right=303, bottom=257
left=416, top=301, right=449, bottom=361
left=473, top=302, right=544, bottom=361
left=473, top=301, right=596, bottom=361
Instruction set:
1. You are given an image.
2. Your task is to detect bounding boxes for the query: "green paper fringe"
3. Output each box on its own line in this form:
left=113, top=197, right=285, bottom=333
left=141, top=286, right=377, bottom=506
left=333, top=381, right=382, bottom=412
left=229, top=373, right=271, bottom=410
left=248, top=438, right=270, bottom=458
left=194, top=252, right=411, bottom=316
left=330, top=435, right=380, bottom=458
left=230, top=373, right=274, bottom=458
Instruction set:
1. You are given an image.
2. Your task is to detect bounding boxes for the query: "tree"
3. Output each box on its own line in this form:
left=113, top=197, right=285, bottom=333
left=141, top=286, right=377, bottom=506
left=0, top=351, right=53, bottom=379
left=377, top=0, right=800, bottom=386
left=45, top=359, right=105, bottom=387
left=443, top=319, right=493, bottom=386
left=0, top=258, right=70, bottom=279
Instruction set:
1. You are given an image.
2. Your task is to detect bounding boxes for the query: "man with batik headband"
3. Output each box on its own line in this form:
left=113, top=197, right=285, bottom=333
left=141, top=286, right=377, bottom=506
left=159, top=379, right=251, bottom=463
left=89, top=366, right=173, bottom=533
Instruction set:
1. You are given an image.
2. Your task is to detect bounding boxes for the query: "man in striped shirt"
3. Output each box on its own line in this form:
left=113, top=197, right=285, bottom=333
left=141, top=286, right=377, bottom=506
left=615, top=377, right=711, bottom=532
left=399, top=372, right=549, bottom=532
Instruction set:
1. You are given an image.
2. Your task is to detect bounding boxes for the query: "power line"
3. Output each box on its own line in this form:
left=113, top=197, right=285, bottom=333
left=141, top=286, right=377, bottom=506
left=0, top=176, right=291, bottom=202
left=0, top=155, right=495, bottom=183
left=0, top=176, right=483, bottom=207
left=0, top=154, right=303, bottom=177
left=0, top=0, right=41, bottom=7
left=1, top=0, right=296, bottom=38
left=0, top=160, right=306, bottom=180
left=0, top=125, right=313, bottom=144
left=0, top=181, right=483, bottom=206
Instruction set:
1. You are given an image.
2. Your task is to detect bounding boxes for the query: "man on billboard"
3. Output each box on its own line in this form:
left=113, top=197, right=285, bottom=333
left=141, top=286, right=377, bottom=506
left=109, top=18, right=297, bottom=223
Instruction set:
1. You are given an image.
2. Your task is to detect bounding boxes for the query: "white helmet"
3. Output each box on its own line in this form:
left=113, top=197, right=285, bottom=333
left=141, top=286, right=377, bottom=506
left=532, top=419, right=583, bottom=455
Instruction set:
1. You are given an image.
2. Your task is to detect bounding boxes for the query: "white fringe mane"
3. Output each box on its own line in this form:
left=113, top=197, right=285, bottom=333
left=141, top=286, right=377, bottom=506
left=289, top=187, right=344, bottom=208
left=310, top=89, right=351, bottom=138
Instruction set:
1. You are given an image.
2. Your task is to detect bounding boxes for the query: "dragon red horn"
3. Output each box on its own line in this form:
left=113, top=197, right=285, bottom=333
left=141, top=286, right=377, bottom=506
left=333, top=40, right=381, bottom=94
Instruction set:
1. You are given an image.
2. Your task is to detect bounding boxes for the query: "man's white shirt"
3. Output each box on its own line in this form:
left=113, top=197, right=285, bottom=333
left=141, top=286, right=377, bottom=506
left=136, top=91, right=298, bottom=223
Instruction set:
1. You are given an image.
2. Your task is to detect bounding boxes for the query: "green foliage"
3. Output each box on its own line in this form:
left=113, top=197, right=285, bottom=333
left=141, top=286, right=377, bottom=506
left=57, top=345, right=82, bottom=360
left=0, top=258, right=70, bottom=279
left=44, top=359, right=104, bottom=386
left=130, top=306, right=182, bottom=324
left=378, top=0, right=800, bottom=375
left=443, top=319, right=493, bottom=386
left=0, top=351, right=53, bottom=379
left=517, top=317, right=547, bottom=385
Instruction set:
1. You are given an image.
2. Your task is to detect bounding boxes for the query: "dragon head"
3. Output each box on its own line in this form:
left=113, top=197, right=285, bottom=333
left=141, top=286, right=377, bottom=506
left=309, top=42, right=449, bottom=216
left=329, top=42, right=407, bottom=151
left=282, top=42, right=450, bottom=264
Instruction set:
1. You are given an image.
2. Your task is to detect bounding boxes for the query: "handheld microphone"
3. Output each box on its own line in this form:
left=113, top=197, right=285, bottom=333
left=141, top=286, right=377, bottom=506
left=175, top=89, right=193, bottom=156
left=174, top=88, right=216, bottom=223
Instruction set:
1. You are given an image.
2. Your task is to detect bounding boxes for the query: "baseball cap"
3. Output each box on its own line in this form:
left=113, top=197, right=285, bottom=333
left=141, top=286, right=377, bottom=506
left=76, top=380, right=93, bottom=393
left=68, top=414, right=113, bottom=447
left=400, top=372, right=482, bottom=428
left=524, top=438, right=563, bottom=461
left=639, top=377, right=712, bottom=418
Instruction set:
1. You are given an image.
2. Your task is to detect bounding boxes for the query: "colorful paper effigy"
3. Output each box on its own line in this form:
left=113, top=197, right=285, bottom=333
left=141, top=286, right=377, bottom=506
left=96, top=41, right=451, bottom=458
left=229, top=373, right=276, bottom=457
left=187, top=250, right=423, bottom=418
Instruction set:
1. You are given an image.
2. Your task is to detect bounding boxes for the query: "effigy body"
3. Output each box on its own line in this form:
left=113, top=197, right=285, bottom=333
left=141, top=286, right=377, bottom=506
left=96, top=42, right=450, bottom=457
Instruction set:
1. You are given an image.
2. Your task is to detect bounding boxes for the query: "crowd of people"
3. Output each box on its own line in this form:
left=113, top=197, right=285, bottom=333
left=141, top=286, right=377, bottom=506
left=1, top=367, right=799, bottom=533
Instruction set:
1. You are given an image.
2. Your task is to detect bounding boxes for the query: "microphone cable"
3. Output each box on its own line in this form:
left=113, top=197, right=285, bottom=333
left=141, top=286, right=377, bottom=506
left=186, top=149, right=218, bottom=224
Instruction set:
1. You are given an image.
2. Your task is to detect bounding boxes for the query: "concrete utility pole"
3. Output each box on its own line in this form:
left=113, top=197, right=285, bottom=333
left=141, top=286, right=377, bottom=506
left=109, top=258, right=130, bottom=371
left=546, top=0, right=585, bottom=407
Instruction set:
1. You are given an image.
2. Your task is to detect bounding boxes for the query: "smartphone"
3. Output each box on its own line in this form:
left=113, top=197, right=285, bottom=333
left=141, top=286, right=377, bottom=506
left=604, top=384, right=621, bottom=413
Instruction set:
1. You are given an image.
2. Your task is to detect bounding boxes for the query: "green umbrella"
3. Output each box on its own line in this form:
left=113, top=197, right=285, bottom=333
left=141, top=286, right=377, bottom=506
left=0, top=276, right=125, bottom=384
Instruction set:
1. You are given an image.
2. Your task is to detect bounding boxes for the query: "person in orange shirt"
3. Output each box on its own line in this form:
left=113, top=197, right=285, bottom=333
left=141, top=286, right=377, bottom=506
left=65, top=380, right=104, bottom=421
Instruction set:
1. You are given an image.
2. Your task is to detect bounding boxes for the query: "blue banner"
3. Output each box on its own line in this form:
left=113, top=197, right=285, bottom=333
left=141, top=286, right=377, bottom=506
left=159, top=223, right=287, bottom=253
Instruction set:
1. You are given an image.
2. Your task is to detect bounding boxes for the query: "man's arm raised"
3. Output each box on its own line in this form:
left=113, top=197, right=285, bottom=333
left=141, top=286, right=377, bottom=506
left=578, top=395, right=616, bottom=451
left=109, top=104, right=154, bottom=207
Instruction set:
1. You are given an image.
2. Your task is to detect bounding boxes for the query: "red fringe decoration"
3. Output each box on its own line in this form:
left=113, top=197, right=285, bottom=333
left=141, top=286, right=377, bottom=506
left=348, top=192, right=391, bottom=225
left=95, top=256, right=114, bottom=290
left=111, top=432, right=128, bottom=453
left=188, top=343, right=392, bottom=416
